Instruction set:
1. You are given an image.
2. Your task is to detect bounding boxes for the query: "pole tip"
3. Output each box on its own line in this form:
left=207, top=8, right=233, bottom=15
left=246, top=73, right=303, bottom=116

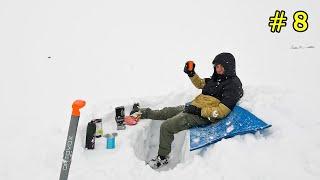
left=72, top=100, right=86, bottom=116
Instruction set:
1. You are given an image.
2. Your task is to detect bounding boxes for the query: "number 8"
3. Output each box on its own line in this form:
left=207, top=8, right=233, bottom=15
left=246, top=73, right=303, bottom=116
left=293, top=11, right=308, bottom=32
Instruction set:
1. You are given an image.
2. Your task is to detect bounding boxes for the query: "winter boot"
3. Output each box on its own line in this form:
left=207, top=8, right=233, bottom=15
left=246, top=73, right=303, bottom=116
left=130, top=103, right=142, bottom=121
left=148, top=155, right=169, bottom=169
left=124, top=103, right=142, bottom=125
left=130, top=103, right=140, bottom=115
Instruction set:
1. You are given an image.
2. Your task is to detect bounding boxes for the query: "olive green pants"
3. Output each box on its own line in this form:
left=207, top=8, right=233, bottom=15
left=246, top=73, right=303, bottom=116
left=141, top=106, right=211, bottom=156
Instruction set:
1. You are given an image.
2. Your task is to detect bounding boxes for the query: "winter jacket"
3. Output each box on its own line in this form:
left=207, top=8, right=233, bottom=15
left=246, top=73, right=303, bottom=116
left=190, top=53, right=243, bottom=122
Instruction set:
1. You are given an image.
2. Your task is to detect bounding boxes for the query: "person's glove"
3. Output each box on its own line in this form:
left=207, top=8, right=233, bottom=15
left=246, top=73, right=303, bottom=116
left=184, top=61, right=195, bottom=77
left=183, top=104, right=201, bottom=116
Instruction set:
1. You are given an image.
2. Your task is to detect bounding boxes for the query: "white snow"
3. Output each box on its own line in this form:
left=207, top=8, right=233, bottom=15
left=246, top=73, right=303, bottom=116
left=1, top=0, right=320, bottom=180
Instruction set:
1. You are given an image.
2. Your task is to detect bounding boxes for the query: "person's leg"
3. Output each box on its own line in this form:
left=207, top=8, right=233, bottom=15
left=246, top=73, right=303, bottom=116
left=140, top=105, right=184, bottom=120
left=158, top=112, right=211, bottom=156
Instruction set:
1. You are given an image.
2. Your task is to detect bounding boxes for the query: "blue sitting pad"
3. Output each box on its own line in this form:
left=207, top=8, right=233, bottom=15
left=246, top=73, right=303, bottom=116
left=190, top=106, right=271, bottom=151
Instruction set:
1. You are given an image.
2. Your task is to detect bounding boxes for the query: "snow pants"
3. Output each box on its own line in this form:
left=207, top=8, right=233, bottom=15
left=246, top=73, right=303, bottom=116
left=141, top=106, right=211, bottom=156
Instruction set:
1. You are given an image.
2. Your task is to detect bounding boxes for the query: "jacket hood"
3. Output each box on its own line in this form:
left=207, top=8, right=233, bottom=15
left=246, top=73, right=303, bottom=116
left=212, top=52, right=236, bottom=77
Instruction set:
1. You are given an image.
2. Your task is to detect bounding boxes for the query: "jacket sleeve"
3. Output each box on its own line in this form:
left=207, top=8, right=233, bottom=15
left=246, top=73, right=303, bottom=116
left=189, top=74, right=206, bottom=89
left=201, top=102, right=231, bottom=120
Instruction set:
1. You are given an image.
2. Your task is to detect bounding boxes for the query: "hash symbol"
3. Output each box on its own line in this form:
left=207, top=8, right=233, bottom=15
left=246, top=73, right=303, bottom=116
left=268, top=10, right=287, bottom=33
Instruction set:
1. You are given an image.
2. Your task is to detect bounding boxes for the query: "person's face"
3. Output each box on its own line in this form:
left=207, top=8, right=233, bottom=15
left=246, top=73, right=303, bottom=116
left=215, top=64, right=225, bottom=75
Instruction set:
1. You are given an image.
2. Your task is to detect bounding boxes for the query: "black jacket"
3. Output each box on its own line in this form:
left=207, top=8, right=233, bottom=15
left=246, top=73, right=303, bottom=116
left=202, top=53, right=243, bottom=109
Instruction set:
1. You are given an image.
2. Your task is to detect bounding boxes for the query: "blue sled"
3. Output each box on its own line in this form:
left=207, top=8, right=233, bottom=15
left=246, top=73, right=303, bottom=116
left=190, top=106, right=271, bottom=151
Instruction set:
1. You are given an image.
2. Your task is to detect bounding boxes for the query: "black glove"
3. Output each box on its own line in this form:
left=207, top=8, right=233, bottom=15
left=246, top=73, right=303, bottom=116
left=184, top=61, right=195, bottom=77
left=183, top=104, right=201, bottom=116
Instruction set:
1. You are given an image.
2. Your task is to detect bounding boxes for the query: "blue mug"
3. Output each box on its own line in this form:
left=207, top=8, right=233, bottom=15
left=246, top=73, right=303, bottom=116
left=106, top=136, right=115, bottom=149
left=104, top=133, right=118, bottom=149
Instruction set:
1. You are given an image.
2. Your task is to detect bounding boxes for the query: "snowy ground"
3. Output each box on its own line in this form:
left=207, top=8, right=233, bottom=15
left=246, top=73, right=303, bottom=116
left=0, top=0, right=320, bottom=180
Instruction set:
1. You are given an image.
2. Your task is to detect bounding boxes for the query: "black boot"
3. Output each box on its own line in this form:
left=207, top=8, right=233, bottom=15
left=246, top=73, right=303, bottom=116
left=148, top=155, right=169, bottom=169
left=130, top=103, right=140, bottom=115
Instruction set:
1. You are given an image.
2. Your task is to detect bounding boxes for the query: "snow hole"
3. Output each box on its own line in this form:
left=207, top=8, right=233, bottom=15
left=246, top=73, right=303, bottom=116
left=132, top=120, right=190, bottom=170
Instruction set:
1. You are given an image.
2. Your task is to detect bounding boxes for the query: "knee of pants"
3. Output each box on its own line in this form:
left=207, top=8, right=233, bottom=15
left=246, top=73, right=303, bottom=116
left=160, top=115, right=190, bottom=134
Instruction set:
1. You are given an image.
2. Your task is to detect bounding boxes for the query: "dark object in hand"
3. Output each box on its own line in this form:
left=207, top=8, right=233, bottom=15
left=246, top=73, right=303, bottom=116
left=184, top=61, right=195, bottom=77
left=184, top=104, right=201, bottom=116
